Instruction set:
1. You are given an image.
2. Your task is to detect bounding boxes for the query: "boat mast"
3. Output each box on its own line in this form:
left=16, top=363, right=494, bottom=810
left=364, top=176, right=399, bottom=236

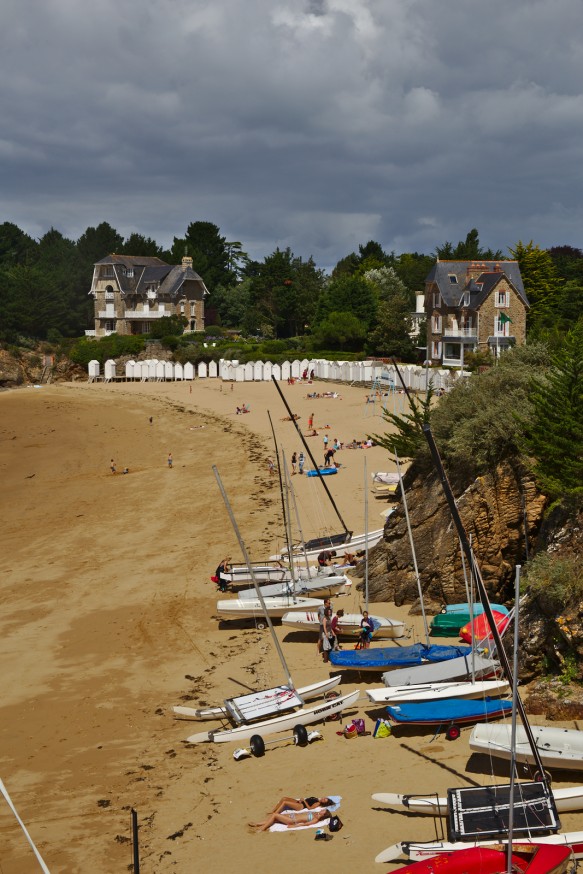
left=267, top=410, right=289, bottom=554
left=421, top=425, right=549, bottom=786
left=271, top=376, right=352, bottom=540
left=364, top=457, right=369, bottom=613
left=507, top=564, right=521, bottom=874
left=395, top=451, right=429, bottom=645
left=213, top=466, right=295, bottom=689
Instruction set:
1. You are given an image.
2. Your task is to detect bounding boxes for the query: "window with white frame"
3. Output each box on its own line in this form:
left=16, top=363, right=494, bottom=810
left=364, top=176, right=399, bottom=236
left=126, top=268, right=134, bottom=278
left=461, top=292, right=470, bottom=306
left=190, top=302, right=196, bottom=316
left=496, top=290, right=509, bottom=307
left=433, top=292, right=440, bottom=308
left=105, top=320, right=116, bottom=332
left=432, top=314, right=442, bottom=333
left=432, top=340, right=442, bottom=358
left=448, top=274, right=458, bottom=284
left=180, top=301, right=185, bottom=314
left=495, top=314, right=511, bottom=336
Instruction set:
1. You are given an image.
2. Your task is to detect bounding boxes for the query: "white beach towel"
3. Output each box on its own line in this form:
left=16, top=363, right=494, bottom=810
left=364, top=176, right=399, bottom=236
left=268, top=797, right=342, bottom=832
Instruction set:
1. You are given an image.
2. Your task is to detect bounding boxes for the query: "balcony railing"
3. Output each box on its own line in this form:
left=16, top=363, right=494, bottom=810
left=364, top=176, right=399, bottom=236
left=98, top=311, right=118, bottom=319
left=442, top=326, right=477, bottom=337
left=123, top=310, right=168, bottom=319
left=85, top=329, right=97, bottom=336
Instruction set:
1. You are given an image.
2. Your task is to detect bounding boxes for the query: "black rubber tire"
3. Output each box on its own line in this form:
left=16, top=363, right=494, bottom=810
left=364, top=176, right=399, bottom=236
left=534, top=770, right=552, bottom=785
left=255, top=619, right=267, bottom=630
left=446, top=724, right=461, bottom=741
left=250, top=734, right=265, bottom=757
left=293, top=724, right=309, bottom=747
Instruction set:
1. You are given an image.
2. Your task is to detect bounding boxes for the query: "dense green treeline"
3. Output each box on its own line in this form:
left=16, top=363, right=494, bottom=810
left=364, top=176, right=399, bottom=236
left=0, top=220, right=581, bottom=356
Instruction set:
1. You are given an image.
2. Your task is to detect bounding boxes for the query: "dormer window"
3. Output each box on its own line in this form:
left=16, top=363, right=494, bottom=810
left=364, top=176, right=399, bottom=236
left=448, top=274, right=458, bottom=284
left=126, top=268, right=134, bottom=278
left=461, top=292, right=470, bottom=306
left=496, top=290, right=509, bottom=307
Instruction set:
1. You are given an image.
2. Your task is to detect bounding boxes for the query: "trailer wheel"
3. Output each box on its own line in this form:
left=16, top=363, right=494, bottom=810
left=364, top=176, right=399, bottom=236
left=534, top=770, right=552, bottom=785
left=324, top=690, right=341, bottom=721
left=446, top=724, right=461, bottom=741
left=255, top=619, right=267, bottom=631
left=250, top=734, right=265, bottom=757
left=293, top=724, right=309, bottom=747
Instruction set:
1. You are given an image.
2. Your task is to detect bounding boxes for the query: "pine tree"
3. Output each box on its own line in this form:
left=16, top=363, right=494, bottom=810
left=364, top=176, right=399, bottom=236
left=370, top=385, right=434, bottom=461
left=521, top=320, right=583, bottom=500
left=509, top=240, right=562, bottom=331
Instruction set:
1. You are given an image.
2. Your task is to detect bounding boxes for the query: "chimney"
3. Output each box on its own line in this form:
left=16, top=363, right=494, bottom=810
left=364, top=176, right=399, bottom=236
left=466, top=261, right=482, bottom=281
left=182, top=255, right=193, bottom=270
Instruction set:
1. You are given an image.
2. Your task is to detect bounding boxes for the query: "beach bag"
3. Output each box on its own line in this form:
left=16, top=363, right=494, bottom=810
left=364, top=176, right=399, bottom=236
left=351, top=718, right=366, bottom=735
left=210, top=575, right=219, bottom=584
left=328, top=815, right=343, bottom=832
left=343, top=722, right=358, bottom=739
left=373, top=718, right=391, bottom=739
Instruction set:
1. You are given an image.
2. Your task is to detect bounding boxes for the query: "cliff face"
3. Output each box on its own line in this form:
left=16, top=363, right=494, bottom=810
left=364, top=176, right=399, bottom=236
left=367, top=459, right=546, bottom=611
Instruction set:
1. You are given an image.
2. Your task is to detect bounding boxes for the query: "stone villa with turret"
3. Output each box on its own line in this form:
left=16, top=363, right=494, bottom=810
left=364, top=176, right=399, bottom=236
left=87, top=254, right=208, bottom=338
left=424, top=260, right=529, bottom=368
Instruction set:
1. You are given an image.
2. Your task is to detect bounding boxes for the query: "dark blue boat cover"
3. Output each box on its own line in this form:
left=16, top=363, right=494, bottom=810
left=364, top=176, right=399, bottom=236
left=387, top=697, right=513, bottom=725
left=328, top=643, right=471, bottom=670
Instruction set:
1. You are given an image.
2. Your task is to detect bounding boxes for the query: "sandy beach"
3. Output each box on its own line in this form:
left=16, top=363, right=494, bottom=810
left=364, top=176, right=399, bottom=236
left=0, top=376, right=580, bottom=873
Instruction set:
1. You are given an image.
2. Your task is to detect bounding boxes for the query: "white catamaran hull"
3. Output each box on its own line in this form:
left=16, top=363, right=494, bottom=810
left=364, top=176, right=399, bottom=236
left=269, top=528, right=385, bottom=562
left=382, top=652, right=500, bottom=686
left=281, top=610, right=406, bottom=639
left=470, top=723, right=583, bottom=772
left=173, top=676, right=341, bottom=721
left=374, top=832, right=583, bottom=864
left=372, top=784, right=583, bottom=816
left=186, top=689, right=360, bottom=744
left=366, top=678, right=510, bottom=705
left=216, top=596, right=323, bottom=621
left=237, top=573, right=350, bottom=600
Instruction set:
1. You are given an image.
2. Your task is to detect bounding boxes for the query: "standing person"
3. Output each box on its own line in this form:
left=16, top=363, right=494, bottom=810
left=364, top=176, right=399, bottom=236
left=267, top=457, right=276, bottom=478
left=307, top=412, right=314, bottom=431
left=167, top=452, right=173, bottom=468
left=291, top=452, right=297, bottom=475
left=359, top=611, right=375, bottom=648
left=331, top=608, right=344, bottom=646
left=298, top=451, right=305, bottom=475
left=333, top=438, right=340, bottom=451
left=215, top=557, right=231, bottom=592
left=317, top=597, right=331, bottom=655
left=324, top=447, right=335, bottom=468
left=321, top=607, right=335, bottom=663
left=110, top=459, right=116, bottom=474
left=323, top=434, right=329, bottom=450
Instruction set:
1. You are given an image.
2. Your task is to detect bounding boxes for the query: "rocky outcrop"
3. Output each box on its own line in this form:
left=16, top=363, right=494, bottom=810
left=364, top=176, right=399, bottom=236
left=367, top=459, right=546, bottom=610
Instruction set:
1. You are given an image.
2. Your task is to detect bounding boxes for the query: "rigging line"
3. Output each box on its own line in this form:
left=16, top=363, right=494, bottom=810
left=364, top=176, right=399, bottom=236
left=212, top=465, right=295, bottom=690
left=271, top=376, right=351, bottom=539
left=396, top=450, right=429, bottom=645
left=421, top=424, right=550, bottom=791
left=267, top=409, right=288, bottom=551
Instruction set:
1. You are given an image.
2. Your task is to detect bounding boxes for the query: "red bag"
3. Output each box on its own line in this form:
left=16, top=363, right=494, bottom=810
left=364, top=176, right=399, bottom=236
left=211, top=575, right=219, bottom=584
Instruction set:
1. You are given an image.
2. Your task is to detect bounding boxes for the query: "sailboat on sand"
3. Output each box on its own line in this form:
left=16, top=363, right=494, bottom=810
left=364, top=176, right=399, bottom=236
left=183, top=467, right=359, bottom=745
left=373, top=422, right=582, bottom=865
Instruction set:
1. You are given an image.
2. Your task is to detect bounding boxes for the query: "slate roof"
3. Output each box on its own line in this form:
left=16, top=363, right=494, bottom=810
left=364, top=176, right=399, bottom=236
left=426, top=261, right=529, bottom=308
left=95, top=255, right=208, bottom=298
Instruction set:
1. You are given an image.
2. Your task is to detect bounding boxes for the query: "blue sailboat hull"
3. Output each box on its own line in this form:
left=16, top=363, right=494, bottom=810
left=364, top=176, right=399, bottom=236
left=387, top=696, right=512, bottom=725
left=329, top=643, right=471, bottom=670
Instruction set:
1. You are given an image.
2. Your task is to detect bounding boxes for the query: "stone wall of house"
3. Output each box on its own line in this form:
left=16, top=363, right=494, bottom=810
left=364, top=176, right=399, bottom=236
left=478, top=283, right=527, bottom=350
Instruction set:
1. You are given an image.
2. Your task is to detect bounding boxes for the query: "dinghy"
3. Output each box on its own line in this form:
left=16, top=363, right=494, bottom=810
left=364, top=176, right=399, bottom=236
left=372, top=784, right=583, bottom=816
left=174, top=676, right=341, bottom=721
left=375, top=833, right=583, bottom=864
left=385, top=843, right=575, bottom=874
left=460, top=610, right=511, bottom=643
left=270, top=528, right=385, bottom=562
left=366, top=678, right=510, bottom=705
left=329, top=643, right=472, bottom=673
left=237, top=573, right=350, bottom=601
left=216, top=594, right=323, bottom=623
left=470, top=723, right=583, bottom=772
left=186, top=688, right=360, bottom=744
left=431, top=605, right=509, bottom=637
left=442, top=603, right=509, bottom=616
left=386, top=696, right=513, bottom=728
left=381, top=651, right=501, bottom=686
left=306, top=467, right=337, bottom=477
left=375, top=832, right=583, bottom=874
left=281, top=610, right=406, bottom=639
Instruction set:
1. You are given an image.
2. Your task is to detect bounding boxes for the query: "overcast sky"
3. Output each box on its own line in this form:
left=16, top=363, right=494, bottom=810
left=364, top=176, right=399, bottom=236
left=2, top=0, right=582, bottom=270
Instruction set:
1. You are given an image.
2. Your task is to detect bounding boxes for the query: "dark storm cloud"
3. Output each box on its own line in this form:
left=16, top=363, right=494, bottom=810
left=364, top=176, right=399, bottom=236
left=1, top=0, right=582, bottom=269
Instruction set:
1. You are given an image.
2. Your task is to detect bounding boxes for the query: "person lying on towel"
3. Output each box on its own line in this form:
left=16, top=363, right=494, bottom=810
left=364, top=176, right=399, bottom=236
left=270, top=796, right=337, bottom=815
left=249, top=808, right=331, bottom=832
